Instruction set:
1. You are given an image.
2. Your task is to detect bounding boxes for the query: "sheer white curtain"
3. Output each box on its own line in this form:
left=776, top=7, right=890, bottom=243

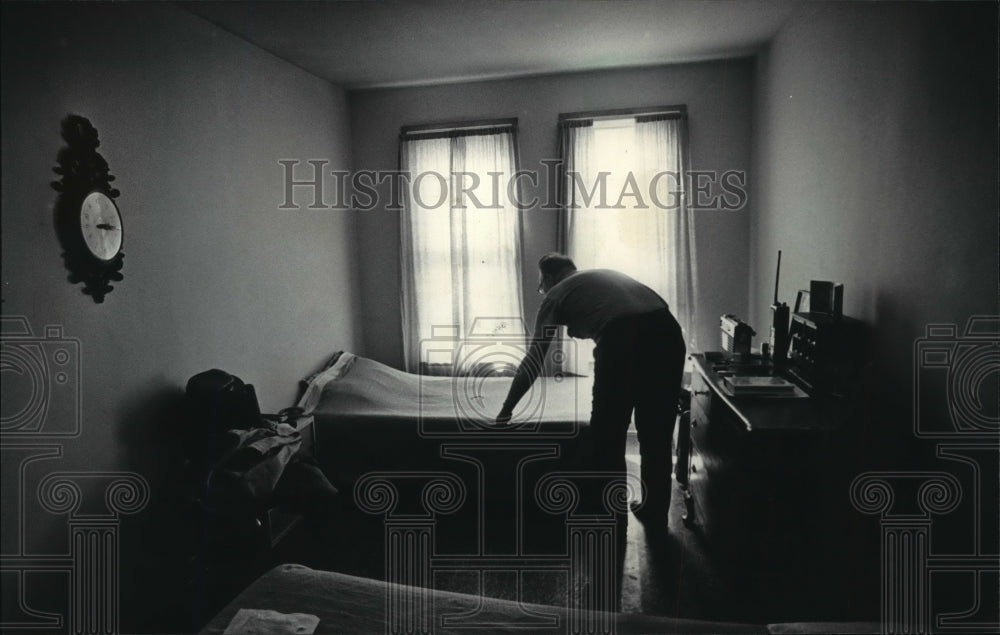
left=561, top=115, right=697, bottom=374
left=400, top=129, right=525, bottom=375
left=635, top=116, right=697, bottom=344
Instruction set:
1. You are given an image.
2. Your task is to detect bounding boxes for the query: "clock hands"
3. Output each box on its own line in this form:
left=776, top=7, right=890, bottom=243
left=96, top=223, right=119, bottom=231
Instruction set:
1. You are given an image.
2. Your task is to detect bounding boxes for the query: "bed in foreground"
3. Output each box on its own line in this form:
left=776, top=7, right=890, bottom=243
left=199, top=563, right=760, bottom=634
left=200, top=563, right=880, bottom=634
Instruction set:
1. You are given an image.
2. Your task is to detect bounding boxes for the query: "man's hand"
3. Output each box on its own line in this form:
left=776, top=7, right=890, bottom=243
left=495, top=338, right=549, bottom=428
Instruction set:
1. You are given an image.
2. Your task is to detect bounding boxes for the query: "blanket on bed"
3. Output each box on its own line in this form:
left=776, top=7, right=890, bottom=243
left=201, top=564, right=761, bottom=634
left=298, top=353, right=596, bottom=501
left=202, top=564, right=879, bottom=634
left=301, top=352, right=591, bottom=431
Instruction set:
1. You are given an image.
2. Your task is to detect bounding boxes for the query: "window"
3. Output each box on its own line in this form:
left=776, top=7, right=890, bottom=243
left=400, top=122, right=525, bottom=375
left=559, top=109, right=697, bottom=373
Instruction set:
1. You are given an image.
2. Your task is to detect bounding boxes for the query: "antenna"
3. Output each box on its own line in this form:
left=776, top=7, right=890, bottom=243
left=769, top=250, right=790, bottom=363
left=773, top=250, right=782, bottom=305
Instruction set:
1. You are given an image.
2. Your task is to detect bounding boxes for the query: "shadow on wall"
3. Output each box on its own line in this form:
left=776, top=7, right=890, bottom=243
left=853, top=297, right=1000, bottom=630
left=115, top=381, right=191, bottom=633
left=50, top=114, right=125, bottom=304
left=864, top=291, right=928, bottom=467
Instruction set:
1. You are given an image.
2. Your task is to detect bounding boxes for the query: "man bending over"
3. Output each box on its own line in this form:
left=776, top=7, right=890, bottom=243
left=497, top=253, right=687, bottom=525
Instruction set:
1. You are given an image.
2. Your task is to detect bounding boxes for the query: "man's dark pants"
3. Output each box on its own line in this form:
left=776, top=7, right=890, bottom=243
left=589, top=308, right=687, bottom=516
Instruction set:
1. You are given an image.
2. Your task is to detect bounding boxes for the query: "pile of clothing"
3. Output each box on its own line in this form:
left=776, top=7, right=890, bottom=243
left=185, top=369, right=338, bottom=519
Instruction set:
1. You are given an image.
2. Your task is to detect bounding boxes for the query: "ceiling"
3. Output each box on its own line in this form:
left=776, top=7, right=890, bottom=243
left=180, top=1, right=800, bottom=90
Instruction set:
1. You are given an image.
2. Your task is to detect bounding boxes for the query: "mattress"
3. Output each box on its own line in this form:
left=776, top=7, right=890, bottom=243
left=306, top=352, right=593, bottom=434
left=301, top=353, right=597, bottom=499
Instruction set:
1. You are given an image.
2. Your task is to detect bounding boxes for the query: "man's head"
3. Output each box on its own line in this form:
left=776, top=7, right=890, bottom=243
left=537, top=253, right=577, bottom=294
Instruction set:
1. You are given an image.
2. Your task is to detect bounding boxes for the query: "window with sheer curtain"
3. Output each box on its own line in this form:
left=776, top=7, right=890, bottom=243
left=399, top=122, right=525, bottom=375
left=559, top=110, right=697, bottom=374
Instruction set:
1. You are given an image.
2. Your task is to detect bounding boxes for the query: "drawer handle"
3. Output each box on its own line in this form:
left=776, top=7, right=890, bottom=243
left=692, top=389, right=710, bottom=396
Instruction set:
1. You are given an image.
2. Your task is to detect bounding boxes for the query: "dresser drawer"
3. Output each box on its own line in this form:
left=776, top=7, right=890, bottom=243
left=686, top=367, right=756, bottom=546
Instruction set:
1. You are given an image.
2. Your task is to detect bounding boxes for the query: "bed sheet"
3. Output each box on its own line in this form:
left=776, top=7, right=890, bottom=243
left=306, top=353, right=593, bottom=432
left=298, top=353, right=596, bottom=499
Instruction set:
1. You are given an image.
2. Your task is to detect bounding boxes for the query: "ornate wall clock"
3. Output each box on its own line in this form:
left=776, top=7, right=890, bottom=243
left=51, top=115, right=125, bottom=303
left=79, top=191, right=123, bottom=263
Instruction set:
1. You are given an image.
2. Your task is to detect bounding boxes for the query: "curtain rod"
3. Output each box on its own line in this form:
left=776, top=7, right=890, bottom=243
left=558, top=105, right=687, bottom=124
left=400, top=117, right=517, bottom=139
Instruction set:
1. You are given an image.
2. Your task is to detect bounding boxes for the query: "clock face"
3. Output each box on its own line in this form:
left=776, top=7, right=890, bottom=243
left=79, top=191, right=122, bottom=262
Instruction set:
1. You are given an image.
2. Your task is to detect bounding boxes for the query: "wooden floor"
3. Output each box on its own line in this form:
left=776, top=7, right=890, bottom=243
left=270, top=432, right=880, bottom=627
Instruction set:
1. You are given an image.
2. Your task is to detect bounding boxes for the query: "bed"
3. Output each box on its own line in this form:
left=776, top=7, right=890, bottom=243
left=298, top=352, right=601, bottom=514
left=200, top=564, right=879, bottom=634
left=200, top=563, right=763, bottom=634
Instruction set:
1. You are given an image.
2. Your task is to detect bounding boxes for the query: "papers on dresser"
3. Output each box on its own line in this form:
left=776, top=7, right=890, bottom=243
left=719, top=374, right=808, bottom=398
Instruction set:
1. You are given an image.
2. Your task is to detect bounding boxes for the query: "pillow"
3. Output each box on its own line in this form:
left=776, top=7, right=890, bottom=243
left=300, top=350, right=345, bottom=387
left=297, top=352, right=357, bottom=413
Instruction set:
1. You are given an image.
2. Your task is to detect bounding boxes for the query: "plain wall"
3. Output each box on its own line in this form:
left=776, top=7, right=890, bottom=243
left=349, top=60, right=755, bottom=369
left=0, top=3, right=358, bottom=630
left=751, top=1, right=998, bottom=456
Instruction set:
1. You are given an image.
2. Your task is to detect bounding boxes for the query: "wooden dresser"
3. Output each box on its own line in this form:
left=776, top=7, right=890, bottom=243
left=678, top=353, right=857, bottom=599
